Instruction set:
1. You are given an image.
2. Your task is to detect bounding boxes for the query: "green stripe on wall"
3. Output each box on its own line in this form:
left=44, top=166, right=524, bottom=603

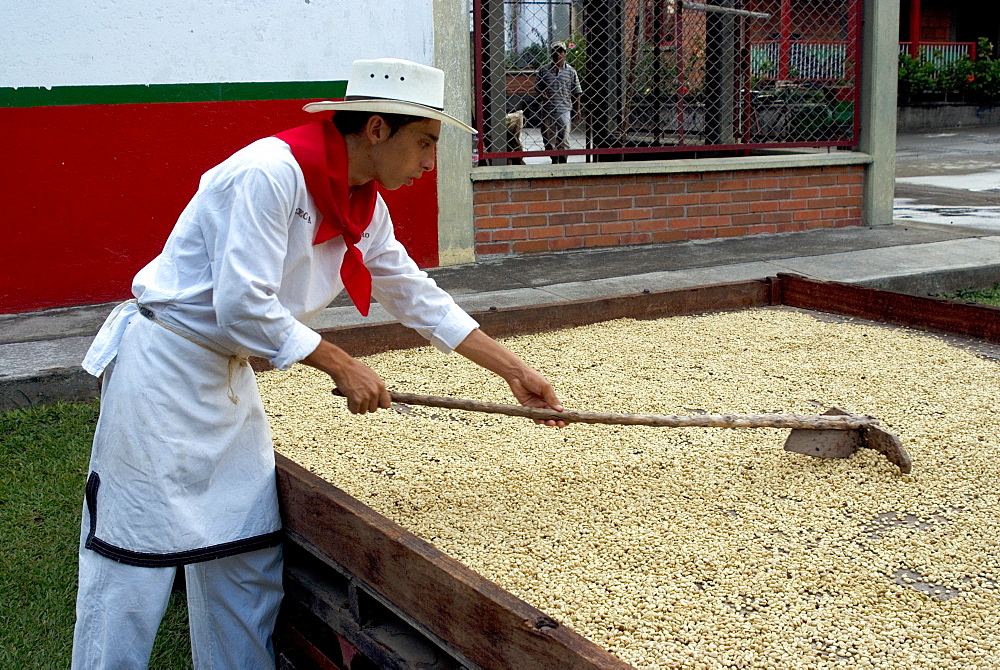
left=0, top=80, right=348, bottom=108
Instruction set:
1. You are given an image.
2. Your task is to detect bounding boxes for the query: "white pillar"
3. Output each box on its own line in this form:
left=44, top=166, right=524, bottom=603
left=859, top=0, right=900, bottom=226
left=434, top=0, right=477, bottom=265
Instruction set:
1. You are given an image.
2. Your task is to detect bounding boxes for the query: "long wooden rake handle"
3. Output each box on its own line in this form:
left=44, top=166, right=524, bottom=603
left=384, top=391, right=879, bottom=431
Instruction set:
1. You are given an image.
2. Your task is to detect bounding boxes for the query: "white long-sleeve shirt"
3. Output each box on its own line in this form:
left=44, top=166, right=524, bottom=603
left=84, top=136, right=478, bottom=376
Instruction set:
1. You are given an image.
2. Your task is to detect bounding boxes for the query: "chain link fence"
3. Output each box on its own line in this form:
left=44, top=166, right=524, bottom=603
left=473, top=0, right=861, bottom=164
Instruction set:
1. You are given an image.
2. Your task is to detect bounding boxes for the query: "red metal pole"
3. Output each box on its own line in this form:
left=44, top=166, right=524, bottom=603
left=909, top=0, right=921, bottom=59
left=741, top=17, right=752, bottom=144
left=676, top=0, right=686, bottom=144
left=779, top=0, right=792, bottom=80
left=848, top=0, right=861, bottom=144
left=472, top=0, right=486, bottom=154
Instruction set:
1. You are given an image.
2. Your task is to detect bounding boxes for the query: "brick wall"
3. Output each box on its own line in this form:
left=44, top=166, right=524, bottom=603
left=472, top=164, right=864, bottom=256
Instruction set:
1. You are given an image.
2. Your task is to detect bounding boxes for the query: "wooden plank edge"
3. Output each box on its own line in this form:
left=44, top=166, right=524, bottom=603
left=275, top=453, right=633, bottom=670
left=775, top=273, right=1000, bottom=343
left=473, top=279, right=772, bottom=339
left=250, top=279, right=772, bottom=372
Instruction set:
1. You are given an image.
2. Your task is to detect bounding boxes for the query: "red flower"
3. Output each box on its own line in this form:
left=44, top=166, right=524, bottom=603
left=968, top=74, right=976, bottom=82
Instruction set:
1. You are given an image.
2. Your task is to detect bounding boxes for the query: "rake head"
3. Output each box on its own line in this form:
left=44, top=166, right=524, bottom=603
left=783, top=407, right=911, bottom=473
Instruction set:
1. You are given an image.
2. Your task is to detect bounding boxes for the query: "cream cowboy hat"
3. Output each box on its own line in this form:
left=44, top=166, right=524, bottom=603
left=303, top=58, right=474, bottom=133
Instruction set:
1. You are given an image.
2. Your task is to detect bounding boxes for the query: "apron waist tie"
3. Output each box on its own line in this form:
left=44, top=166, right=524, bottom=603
left=138, top=305, right=249, bottom=405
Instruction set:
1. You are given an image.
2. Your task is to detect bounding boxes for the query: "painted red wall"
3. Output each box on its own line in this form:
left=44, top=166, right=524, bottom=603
left=0, top=101, right=438, bottom=314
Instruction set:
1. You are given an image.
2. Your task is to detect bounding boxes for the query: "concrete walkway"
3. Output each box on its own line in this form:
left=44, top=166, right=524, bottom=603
left=4, top=128, right=1000, bottom=411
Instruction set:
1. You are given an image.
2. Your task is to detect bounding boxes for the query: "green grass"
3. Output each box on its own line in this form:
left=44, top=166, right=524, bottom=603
left=938, top=283, right=1000, bottom=307
left=0, top=401, right=192, bottom=669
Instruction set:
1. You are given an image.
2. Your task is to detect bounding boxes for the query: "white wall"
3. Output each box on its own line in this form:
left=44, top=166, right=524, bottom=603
left=1, top=0, right=434, bottom=87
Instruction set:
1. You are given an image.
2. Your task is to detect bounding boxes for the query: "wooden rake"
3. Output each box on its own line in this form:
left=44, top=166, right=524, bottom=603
left=336, top=390, right=912, bottom=473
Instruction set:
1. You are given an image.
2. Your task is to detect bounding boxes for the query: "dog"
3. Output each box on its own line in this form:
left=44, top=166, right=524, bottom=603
left=504, top=110, right=526, bottom=165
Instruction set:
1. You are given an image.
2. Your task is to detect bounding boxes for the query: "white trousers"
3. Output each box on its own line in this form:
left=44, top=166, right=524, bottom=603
left=71, top=543, right=283, bottom=669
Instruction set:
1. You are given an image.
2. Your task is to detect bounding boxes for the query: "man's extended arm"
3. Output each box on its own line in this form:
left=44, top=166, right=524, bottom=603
left=454, top=328, right=565, bottom=426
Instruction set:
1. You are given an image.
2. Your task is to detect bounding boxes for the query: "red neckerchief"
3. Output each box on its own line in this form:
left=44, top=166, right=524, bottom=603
left=274, top=120, right=377, bottom=316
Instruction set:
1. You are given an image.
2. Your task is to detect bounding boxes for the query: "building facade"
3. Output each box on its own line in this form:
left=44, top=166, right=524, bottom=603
left=1, top=0, right=897, bottom=314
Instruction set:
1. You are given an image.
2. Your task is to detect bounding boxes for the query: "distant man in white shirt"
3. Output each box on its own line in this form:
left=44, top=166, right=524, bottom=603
left=535, top=41, right=583, bottom=164
left=72, top=58, right=565, bottom=670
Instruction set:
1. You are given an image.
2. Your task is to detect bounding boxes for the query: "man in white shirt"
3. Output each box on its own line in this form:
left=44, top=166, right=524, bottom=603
left=73, top=58, right=565, bottom=669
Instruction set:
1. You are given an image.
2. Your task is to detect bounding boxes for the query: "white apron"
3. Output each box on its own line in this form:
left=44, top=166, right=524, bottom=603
left=83, top=307, right=281, bottom=567
left=77, top=136, right=480, bottom=569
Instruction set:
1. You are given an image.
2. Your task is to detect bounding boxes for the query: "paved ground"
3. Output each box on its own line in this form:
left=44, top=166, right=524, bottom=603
left=893, top=126, right=1000, bottom=231
left=3, top=127, right=1000, bottom=411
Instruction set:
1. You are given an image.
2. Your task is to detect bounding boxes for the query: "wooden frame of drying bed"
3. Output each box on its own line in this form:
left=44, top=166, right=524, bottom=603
left=271, top=274, right=1000, bottom=669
